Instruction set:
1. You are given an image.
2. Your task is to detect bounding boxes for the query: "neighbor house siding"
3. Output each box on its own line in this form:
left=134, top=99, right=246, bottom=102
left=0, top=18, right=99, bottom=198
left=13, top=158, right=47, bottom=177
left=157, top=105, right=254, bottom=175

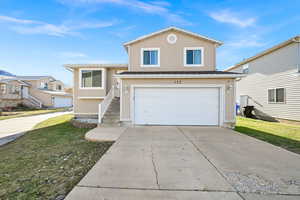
left=120, top=78, right=236, bottom=126
left=128, top=30, right=216, bottom=71
left=236, top=69, right=300, bottom=121
left=231, top=42, right=300, bottom=121
left=24, top=79, right=54, bottom=107
left=0, top=81, right=22, bottom=100
left=28, top=87, right=53, bottom=106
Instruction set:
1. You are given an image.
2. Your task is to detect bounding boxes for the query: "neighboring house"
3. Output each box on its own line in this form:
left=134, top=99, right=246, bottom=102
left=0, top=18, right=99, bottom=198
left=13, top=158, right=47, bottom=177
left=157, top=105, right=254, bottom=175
left=65, top=27, right=243, bottom=127
left=0, top=69, right=16, bottom=79
left=0, top=75, right=72, bottom=108
left=225, top=35, right=300, bottom=121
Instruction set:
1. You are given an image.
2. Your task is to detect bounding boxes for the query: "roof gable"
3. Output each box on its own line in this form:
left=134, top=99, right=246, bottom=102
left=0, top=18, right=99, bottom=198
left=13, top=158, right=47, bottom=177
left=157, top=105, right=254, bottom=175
left=123, top=26, right=223, bottom=49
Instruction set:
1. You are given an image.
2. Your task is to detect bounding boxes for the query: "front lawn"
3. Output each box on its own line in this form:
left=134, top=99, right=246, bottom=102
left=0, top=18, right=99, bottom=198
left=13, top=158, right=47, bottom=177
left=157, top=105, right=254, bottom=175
left=0, top=114, right=112, bottom=199
left=235, top=116, right=300, bottom=154
left=0, top=108, right=67, bottom=120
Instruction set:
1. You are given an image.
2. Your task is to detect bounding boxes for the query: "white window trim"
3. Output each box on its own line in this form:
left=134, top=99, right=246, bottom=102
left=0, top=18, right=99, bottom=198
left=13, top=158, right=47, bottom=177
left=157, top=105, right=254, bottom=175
left=140, top=48, right=160, bottom=67
left=268, top=88, right=285, bottom=104
left=79, top=68, right=106, bottom=90
left=184, top=47, right=204, bottom=67
left=0, top=84, right=6, bottom=94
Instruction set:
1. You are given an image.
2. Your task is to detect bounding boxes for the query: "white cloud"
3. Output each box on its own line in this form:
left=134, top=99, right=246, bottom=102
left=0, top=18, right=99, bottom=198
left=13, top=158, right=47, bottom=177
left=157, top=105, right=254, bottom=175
left=0, top=15, right=117, bottom=37
left=109, top=25, right=136, bottom=38
left=209, top=10, right=256, bottom=28
left=58, top=0, right=191, bottom=25
left=11, top=24, right=75, bottom=37
left=59, top=52, right=87, bottom=58
left=227, top=39, right=265, bottom=48
left=0, top=15, right=41, bottom=24
left=65, top=59, right=115, bottom=64
left=150, top=1, right=171, bottom=7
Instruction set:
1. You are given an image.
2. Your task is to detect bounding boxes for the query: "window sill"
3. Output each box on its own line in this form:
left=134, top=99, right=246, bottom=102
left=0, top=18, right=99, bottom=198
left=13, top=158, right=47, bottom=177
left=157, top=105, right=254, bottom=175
left=141, top=65, right=160, bottom=67
left=184, top=64, right=204, bottom=67
left=78, top=97, right=105, bottom=100
left=268, top=102, right=286, bottom=104
left=79, top=87, right=104, bottom=90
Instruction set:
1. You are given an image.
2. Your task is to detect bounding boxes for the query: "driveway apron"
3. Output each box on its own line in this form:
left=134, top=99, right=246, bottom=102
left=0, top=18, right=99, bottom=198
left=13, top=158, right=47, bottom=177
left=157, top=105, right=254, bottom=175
left=66, top=126, right=300, bottom=200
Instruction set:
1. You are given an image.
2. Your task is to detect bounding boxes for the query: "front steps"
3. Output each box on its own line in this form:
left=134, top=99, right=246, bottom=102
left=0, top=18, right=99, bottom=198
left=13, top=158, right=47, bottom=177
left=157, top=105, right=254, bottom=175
left=100, top=97, right=121, bottom=127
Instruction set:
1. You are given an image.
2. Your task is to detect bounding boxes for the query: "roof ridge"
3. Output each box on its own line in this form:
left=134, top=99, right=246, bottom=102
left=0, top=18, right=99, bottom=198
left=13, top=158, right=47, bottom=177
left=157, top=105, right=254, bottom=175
left=123, top=26, right=223, bottom=47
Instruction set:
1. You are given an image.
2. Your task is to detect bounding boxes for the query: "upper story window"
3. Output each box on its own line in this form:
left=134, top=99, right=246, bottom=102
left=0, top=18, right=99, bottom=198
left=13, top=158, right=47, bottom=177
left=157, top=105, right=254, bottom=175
left=242, top=64, right=249, bottom=74
left=141, top=48, right=160, bottom=67
left=57, top=85, right=62, bottom=91
left=40, top=82, right=48, bottom=89
left=0, top=84, right=6, bottom=94
left=184, top=47, right=204, bottom=67
left=80, top=69, right=103, bottom=89
left=268, top=88, right=285, bottom=103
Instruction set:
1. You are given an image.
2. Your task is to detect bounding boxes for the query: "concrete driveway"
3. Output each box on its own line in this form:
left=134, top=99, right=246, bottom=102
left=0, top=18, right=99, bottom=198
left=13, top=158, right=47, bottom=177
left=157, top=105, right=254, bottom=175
left=0, top=111, right=71, bottom=146
left=66, top=126, right=300, bottom=200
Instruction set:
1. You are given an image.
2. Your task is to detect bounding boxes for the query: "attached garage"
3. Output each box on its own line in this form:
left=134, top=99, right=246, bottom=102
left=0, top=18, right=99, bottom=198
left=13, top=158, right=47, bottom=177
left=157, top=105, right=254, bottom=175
left=53, top=96, right=72, bottom=108
left=132, top=86, right=224, bottom=126
left=116, top=71, right=243, bottom=128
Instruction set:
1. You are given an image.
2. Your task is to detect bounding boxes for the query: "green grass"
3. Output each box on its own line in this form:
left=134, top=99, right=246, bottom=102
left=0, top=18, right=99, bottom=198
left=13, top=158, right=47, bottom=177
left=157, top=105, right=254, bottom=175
left=235, top=116, right=300, bottom=154
left=0, top=114, right=112, bottom=200
left=0, top=108, right=67, bottom=120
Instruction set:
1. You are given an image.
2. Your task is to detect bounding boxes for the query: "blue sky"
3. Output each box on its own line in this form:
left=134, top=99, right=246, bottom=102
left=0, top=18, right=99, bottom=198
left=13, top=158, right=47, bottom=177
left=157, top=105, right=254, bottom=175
left=0, top=0, right=299, bottom=85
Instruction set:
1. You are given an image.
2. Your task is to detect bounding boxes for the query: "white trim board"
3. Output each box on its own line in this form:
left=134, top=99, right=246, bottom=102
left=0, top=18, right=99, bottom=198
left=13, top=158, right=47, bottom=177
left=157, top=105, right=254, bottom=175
left=123, top=26, right=223, bottom=47
left=79, top=68, right=106, bottom=90
left=129, top=84, right=225, bottom=126
left=140, top=48, right=160, bottom=67
left=183, top=47, right=204, bottom=67
left=120, top=79, right=124, bottom=122
left=78, top=97, right=105, bottom=100
left=115, top=74, right=245, bottom=79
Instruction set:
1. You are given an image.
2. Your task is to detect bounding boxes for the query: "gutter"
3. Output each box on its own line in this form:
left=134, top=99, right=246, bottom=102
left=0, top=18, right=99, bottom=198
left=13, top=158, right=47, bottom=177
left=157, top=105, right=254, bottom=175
left=114, top=74, right=245, bottom=79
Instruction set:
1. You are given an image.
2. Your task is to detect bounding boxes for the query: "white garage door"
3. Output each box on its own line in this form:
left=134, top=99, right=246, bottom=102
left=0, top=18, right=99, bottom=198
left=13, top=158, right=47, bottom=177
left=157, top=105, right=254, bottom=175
left=53, top=97, right=72, bottom=108
left=134, top=87, right=220, bottom=126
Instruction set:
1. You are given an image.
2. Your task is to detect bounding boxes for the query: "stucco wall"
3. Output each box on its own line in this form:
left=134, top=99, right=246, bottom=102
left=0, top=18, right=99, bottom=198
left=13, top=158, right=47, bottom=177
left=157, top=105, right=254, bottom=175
left=128, top=29, right=217, bottom=71
left=120, top=78, right=235, bottom=126
left=73, top=67, right=125, bottom=116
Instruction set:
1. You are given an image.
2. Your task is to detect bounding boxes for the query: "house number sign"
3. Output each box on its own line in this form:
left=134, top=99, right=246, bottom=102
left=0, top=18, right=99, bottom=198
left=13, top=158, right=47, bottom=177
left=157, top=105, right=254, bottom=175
left=174, top=80, right=182, bottom=84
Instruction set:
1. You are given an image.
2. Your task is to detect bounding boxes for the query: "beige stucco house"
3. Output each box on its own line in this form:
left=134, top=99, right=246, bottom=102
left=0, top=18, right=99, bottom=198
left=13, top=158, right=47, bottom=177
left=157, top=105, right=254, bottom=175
left=66, top=27, right=243, bottom=127
left=0, top=75, right=72, bottom=108
left=225, top=35, right=300, bottom=121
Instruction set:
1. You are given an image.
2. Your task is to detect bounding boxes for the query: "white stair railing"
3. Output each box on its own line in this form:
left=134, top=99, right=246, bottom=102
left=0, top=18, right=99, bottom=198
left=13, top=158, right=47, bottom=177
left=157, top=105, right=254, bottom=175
left=28, top=94, right=42, bottom=108
left=98, top=86, right=115, bottom=124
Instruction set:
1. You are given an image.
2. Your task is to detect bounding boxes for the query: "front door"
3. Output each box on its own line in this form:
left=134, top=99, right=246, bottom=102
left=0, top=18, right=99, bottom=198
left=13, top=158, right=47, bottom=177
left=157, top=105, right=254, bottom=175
left=22, top=86, right=29, bottom=98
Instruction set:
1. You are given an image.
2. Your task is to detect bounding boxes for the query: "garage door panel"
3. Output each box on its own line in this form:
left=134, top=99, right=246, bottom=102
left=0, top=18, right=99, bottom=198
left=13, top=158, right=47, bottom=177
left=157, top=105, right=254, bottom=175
left=54, top=97, right=72, bottom=108
left=134, top=87, right=220, bottom=126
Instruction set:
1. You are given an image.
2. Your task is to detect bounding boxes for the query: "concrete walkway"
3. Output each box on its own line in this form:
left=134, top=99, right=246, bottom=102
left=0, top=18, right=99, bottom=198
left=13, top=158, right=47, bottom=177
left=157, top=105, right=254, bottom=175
left=66, top=126, right=300, bottom=200
left=0, top=111, right=71, bottom=146
left=85, top=127, right=127, bottom=142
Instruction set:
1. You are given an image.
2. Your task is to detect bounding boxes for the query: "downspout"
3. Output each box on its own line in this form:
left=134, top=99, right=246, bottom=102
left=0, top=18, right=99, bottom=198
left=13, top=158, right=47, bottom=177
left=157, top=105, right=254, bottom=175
left=298, top=38, right=300, bottom=72
left=293, top=37, right=300, bottom=72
